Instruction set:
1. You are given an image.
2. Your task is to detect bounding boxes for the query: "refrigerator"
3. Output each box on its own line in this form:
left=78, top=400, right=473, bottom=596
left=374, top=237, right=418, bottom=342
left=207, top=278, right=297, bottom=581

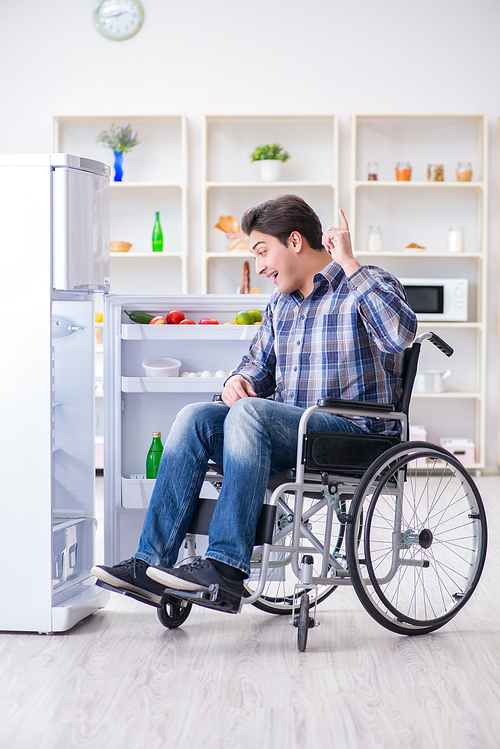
left=0, top=154, right=111, bottom=632
left=0, top=153, right=269, bottom=632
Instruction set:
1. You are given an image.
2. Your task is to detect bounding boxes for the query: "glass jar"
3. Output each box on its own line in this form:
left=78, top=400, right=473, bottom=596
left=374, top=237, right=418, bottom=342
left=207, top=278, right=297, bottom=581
left=427, top=164, right=444, bottom=181
left=395, top=162, right=411, bottom=181
left=447, top=226, right=464, bottom=253
left=367, top=162, right=378, bottom=181
left=367, top=226, right=383, bottom=253
left=456, top=162, right=472, bottom=182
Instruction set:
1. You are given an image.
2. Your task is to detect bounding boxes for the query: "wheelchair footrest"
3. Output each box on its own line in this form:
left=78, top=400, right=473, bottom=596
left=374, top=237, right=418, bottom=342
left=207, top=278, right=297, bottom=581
left=95, top=578, right=161, bottom=609
left=165, top=583, right=243, bottom=615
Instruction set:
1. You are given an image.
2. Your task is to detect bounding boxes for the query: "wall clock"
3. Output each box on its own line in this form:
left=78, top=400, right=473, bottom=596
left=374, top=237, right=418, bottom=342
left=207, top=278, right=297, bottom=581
left=93, top=0, right=144, bottom=41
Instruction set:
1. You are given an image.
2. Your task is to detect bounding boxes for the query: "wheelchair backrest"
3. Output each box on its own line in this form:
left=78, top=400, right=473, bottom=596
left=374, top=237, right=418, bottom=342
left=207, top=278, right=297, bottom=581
left=398, top=341, right=421, bottom=416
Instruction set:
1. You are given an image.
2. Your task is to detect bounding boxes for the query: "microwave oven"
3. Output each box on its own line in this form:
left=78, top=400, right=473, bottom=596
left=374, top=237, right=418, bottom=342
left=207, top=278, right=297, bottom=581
left=399, top=278, right=468, bottom=321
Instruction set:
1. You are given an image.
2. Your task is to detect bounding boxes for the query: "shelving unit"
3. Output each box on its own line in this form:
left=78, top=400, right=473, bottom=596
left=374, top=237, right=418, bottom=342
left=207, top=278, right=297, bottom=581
left=51, top=114, right=188, bottom=294
left=202, top=114, right=339, bottom=294
left=350, top=113, right=488, bottom=471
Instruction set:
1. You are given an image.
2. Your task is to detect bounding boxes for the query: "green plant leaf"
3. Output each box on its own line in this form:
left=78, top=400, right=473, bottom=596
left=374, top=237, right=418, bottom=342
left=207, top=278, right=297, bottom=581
left=249, top=142, right=291, bottom=162
left=96, top=123, right=140, bottom=154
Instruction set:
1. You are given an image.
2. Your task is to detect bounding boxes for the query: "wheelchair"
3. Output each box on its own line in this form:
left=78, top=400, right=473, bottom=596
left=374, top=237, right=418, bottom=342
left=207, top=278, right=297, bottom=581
left=101, top=332, right=488, bottom=651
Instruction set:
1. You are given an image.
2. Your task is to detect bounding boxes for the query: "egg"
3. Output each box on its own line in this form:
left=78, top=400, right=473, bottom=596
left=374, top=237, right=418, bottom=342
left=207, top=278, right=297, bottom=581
left=215, top=370, right=227, bottom=378
left=187, top=372, right=198, bottom=378
left=200, top=370, right=214, bottom=378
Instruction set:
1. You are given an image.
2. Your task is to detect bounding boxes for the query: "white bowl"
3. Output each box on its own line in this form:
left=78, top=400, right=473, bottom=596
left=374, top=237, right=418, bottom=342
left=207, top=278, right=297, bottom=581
left=142, top=357, right=182, bottom=377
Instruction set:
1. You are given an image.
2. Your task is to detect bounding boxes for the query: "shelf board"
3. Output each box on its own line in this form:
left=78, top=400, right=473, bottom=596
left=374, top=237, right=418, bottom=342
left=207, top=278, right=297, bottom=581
left=121, top=323, right=259, bottom=340
left=352, top=113, right=486, bottom=120
left=122, top=376, right=225, bottom=393
left=206, top=251, right=254, bottom=259
left=412, top=391, right=481, bottom=398
left=205, top=181, right=335, bottom=189
left=110, top=252, right=183, bottom=259
left=358, top=251, right=482, bottom=259
left=416, top=321, right=483, bottom=330
left=354, top=181, right=484, bottom=189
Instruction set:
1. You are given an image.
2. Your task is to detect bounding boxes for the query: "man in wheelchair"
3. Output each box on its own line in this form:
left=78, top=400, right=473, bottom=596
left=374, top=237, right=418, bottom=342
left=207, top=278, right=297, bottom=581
left=92, top=194, right=418, bottom=612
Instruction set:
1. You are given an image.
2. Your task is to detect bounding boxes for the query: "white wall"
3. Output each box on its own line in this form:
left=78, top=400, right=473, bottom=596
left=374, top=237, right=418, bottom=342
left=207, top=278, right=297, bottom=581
left=1, top=0, right=499, bottom=468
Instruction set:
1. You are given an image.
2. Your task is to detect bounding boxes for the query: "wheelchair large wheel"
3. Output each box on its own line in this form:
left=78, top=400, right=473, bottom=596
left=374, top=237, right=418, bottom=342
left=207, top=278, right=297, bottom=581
left=247, top=491, right=346, bottom=615
left=346, top=442, right=487, bottom=635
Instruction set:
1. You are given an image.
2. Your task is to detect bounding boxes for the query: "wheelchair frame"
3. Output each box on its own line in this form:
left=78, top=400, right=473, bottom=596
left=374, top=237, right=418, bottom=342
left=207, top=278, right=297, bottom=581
left=99, top=332, right=488, bottom=651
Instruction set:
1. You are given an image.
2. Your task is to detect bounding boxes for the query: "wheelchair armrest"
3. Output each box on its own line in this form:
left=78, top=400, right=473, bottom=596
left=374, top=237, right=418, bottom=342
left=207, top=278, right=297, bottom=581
left=316, top=397, right=395, bottom=414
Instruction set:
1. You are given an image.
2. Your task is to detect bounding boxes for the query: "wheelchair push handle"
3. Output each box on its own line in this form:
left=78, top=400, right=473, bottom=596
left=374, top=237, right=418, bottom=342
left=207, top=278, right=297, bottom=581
left=416, top=331, right=454, bottom=358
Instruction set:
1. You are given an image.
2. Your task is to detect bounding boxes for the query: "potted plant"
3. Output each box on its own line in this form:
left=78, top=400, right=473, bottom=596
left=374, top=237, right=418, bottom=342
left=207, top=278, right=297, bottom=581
left=249, top=142, right=291, bottom=182
left=96, top=123, right=140, bottom=182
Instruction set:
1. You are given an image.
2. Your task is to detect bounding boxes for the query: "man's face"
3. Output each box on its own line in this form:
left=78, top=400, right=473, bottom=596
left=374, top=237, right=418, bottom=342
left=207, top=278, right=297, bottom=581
left=249, top=230, right=303, bottom=295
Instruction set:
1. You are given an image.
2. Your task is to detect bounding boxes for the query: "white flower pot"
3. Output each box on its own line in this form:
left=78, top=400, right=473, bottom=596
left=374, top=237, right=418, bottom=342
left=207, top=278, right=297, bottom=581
left=258, top=159, right=282, bottom=182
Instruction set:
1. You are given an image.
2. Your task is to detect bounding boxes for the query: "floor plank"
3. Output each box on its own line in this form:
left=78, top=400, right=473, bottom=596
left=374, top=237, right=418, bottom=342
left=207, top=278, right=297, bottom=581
left=1, top=476, right=500, bottom=749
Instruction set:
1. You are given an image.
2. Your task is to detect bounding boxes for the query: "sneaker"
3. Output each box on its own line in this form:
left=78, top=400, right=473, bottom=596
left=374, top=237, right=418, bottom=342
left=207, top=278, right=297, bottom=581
left=146, top=557, right=244, bottom=598
left=91, top=558, right=165, bottom=604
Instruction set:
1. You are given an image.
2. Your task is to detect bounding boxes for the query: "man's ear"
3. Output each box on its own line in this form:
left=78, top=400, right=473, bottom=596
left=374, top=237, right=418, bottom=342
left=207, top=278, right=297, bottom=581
left=288, top=231, right=303, bottom=254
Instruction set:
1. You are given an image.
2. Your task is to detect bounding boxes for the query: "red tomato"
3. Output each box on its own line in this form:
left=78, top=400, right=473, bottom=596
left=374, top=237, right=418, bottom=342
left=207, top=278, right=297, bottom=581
left=167, top=309, right=185, bottom=324
left=199, top=318, right=219, bottom=325
left=179, top=318, right=196, bottom=325
left=149, top=315, right=167, bottom=325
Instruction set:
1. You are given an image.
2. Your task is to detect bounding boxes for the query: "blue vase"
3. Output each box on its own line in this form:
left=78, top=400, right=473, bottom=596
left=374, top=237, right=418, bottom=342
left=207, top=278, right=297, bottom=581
left=113, top=151, right=123, bottom=182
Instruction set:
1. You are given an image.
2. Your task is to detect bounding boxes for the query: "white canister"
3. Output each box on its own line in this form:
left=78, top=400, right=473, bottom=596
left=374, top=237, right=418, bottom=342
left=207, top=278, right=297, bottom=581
left=367, top=226, right=383, bottom=253
left=447, top=227, right=464, bottom=253
left=414, top=370, right=453, bottom=393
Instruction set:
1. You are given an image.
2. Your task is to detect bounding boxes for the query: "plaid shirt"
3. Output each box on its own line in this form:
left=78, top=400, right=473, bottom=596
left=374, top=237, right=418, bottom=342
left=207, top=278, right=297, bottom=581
left=233, top=263, right=418, bottom=435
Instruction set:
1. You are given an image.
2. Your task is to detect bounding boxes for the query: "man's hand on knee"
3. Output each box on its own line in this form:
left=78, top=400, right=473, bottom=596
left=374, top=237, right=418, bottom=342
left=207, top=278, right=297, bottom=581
left=222, top=375, right=257, bottom=407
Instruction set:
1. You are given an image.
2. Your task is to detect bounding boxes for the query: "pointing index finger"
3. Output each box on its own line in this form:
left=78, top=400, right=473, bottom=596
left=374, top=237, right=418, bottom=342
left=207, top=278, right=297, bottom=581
left=339, top=208, right=349, bottom=232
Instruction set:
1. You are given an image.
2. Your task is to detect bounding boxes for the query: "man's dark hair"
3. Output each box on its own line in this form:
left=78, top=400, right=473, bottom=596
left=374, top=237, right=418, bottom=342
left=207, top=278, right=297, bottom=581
left=241, top=194, right=324, bottom=250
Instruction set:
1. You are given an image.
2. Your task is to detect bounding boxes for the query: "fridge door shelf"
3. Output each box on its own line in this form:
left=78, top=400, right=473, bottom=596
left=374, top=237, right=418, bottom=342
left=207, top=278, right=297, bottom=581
left=52, top=517, right=93, bottom=601
left=122, top=324, right=259, bottom=341
left=121, top=376, right=225, bottom=393
left=122, top=475, right=155, bottom=508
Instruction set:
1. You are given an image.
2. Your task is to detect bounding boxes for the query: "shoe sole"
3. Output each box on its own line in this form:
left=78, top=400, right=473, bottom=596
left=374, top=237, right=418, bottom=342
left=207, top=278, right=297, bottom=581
left=146, top=566, right=209, bottom=592
left=91, top=565, right=163, bottom=604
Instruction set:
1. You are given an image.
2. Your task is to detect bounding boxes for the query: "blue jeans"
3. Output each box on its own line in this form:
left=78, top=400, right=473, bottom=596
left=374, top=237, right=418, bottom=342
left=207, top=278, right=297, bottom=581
left=135, top=398, right=364, bottom=575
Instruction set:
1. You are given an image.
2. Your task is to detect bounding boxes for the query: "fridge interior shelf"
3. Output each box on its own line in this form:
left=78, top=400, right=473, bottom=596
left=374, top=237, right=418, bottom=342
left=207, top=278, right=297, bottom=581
left=121, top=323, right=260, bottom=340
left=121, top=376, right=226, bottom=392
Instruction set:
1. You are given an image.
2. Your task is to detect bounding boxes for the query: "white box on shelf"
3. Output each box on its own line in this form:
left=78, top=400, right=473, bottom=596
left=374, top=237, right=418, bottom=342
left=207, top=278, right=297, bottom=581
left=439, top=438, right=475, bottom=466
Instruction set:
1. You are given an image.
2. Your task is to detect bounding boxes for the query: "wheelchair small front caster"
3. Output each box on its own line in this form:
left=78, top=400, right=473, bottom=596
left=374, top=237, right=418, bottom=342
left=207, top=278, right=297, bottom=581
left=157, top=595, right=193, bottom=629
left=293, top=555, right=317, bottom=651
left=297, top=591, right=310, bottom=651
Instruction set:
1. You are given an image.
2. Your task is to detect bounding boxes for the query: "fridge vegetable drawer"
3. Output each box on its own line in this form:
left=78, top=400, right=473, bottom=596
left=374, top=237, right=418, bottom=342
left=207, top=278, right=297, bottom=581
left=122, top=475, right=155, bottom=508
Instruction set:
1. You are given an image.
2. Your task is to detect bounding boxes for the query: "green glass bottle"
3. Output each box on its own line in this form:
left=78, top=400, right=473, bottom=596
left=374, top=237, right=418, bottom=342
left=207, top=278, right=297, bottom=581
left=146, top=432, right=163, bottom=479
left=152, top=212, right=163, bottom=252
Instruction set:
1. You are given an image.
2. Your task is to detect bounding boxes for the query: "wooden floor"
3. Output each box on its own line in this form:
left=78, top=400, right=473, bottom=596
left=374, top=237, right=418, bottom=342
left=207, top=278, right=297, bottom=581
left=2, top=476, right=500, bottom=749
